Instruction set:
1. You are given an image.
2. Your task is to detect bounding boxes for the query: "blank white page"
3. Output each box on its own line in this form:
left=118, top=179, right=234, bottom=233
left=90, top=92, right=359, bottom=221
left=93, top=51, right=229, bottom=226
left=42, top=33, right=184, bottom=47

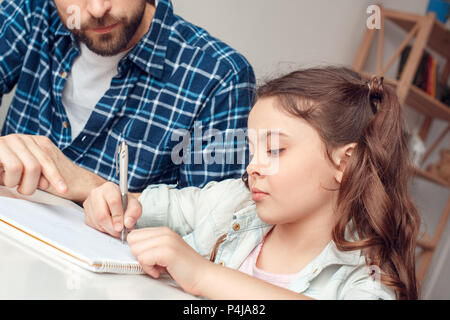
left=0, top=196, right=142, bottom=273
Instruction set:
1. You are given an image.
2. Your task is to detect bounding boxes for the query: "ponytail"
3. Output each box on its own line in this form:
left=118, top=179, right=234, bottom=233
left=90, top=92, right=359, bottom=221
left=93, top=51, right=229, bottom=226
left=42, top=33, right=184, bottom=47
left=335, top=76, right=420, bottom=299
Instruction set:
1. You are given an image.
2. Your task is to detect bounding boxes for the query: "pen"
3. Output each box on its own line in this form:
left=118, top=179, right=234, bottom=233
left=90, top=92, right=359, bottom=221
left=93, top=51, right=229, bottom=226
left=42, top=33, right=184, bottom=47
left=118, top=140, right=128, bottom=244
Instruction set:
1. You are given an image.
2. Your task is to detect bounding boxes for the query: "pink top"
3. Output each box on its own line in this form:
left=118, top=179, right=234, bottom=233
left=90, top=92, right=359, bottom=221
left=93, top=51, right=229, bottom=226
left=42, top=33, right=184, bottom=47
left=238, top=241, right=300, bottom=289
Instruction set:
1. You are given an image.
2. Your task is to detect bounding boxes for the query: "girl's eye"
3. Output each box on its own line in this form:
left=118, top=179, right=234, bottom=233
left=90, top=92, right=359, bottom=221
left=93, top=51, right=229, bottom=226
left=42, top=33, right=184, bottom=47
left=267, top=149, right=284, bottom=157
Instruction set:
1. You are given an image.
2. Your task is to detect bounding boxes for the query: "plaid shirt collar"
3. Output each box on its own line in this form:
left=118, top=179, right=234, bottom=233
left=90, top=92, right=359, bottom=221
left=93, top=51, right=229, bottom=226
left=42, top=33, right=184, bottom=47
left=52, top=0, right=173, bottom=80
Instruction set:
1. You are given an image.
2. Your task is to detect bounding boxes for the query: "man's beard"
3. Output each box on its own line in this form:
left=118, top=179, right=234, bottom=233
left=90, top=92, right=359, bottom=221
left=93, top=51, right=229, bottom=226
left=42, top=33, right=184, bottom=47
left=69, top=7, right=146, bottom=56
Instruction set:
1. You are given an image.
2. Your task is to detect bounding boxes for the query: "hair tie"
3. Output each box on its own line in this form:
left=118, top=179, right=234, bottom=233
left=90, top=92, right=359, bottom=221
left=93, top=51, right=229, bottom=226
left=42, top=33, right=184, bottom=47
left=366, top=77, right=384, bottom=114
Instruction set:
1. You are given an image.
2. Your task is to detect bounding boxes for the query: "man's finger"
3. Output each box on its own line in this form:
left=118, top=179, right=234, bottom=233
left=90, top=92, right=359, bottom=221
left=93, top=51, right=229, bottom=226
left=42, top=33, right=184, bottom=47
left=0, top=140, right=24, bottom=188
left=7, top=136, right=42, bottom=195
left=26, top=136, right=67, bottom=193
left=38, top=176, right=50, bottom=190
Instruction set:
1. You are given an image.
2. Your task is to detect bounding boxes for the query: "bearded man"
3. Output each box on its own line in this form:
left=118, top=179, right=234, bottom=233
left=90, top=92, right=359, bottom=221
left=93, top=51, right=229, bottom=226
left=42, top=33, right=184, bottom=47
left=0, top=0, right=255, bottom=203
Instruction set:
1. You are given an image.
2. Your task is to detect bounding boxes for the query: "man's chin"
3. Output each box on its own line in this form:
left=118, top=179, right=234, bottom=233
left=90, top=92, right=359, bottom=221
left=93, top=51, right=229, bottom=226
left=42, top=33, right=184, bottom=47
left=75, top=32, right=129, bottom=56
left=86, top=41, right=128, bottom=56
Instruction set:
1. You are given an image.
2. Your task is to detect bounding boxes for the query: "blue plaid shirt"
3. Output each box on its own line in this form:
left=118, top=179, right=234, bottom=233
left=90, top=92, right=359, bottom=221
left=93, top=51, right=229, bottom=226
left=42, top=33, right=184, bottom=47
left=0, top=0, right=255, bottom=191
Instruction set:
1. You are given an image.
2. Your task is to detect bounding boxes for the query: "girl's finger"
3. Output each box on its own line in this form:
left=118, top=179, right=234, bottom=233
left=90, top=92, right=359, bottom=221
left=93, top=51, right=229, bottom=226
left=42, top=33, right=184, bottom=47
left=124, top=196, right=142, bottom=229
left=129, top=234, right=172, bottom=257
left=97, top=191, right=121, bottom=237
left=142, top=264, right=162, bottom=278
left=137, top=246, right=170, bottom=271
left=104, top=188, right=125, bottom=233
left=84, top=198, right=110, bottom=235
left=127, top=226, right=174, bottom=244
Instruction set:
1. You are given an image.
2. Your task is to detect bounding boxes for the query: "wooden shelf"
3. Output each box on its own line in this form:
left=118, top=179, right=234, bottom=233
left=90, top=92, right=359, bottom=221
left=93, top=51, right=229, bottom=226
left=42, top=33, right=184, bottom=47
left=413, top=167, right=450, bottom=188
left=360, top=72, right=450, bottom=122
left=417, top=238, right=435, bottom=251
left=385, top=8, right=450, bottom=61
left=387, top=77, right=450, bottom=122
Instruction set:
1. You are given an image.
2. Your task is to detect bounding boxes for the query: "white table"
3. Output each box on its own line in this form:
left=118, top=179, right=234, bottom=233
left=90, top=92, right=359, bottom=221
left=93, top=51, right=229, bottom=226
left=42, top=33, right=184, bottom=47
left=0, top=187, right=198, bottom=300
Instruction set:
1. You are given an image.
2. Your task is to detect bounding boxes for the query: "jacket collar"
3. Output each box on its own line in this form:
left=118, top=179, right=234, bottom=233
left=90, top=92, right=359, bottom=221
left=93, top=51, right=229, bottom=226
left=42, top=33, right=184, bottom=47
left=289, top=239, right=363, bottom=293
left=290, top=221, right=364, bottom=292
left=236, top=205, right=363, bottom=273
left=233, top=192, right=363, bottom=275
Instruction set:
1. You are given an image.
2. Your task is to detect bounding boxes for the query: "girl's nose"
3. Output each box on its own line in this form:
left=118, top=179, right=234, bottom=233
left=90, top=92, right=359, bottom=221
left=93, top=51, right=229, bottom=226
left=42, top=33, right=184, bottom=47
left=86, top=0, right=112, bottom=19
left=246, top=155, right=261, bottom=178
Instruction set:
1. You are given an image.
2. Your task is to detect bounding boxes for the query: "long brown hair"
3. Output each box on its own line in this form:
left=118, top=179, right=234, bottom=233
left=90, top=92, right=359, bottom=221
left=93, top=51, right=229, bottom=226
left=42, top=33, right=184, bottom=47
left=243, top=66, right=420, bottom=299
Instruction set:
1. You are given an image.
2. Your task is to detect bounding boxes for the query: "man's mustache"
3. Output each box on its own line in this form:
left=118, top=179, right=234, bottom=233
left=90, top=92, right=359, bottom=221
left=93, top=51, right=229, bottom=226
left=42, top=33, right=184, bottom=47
left=78, top=14, right=122, bottom=30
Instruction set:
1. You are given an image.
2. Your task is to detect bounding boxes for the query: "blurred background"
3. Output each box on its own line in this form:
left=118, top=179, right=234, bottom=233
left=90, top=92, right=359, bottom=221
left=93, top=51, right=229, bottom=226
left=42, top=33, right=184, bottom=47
left=0, top=0, right=449, bottom=299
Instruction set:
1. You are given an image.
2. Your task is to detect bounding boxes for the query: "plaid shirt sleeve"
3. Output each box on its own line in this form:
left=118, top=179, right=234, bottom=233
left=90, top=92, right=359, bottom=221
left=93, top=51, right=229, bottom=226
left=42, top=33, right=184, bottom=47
left=178, top=65, right=255, bottom=188
left=0, top=0, right=30, bottom=101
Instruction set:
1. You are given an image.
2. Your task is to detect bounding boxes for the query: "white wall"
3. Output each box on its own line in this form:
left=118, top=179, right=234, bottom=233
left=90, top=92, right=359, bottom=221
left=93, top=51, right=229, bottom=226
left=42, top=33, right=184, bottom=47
left=173, top=0, right=375, bottom=80
left=1, top=0, right=449, bottom=299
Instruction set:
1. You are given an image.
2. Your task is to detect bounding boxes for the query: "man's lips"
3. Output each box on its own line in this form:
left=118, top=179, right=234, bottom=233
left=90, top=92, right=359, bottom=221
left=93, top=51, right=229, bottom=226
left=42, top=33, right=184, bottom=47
left=91, top=23, right=119, bottom=34
left=251, top=188, right=269, bottom=201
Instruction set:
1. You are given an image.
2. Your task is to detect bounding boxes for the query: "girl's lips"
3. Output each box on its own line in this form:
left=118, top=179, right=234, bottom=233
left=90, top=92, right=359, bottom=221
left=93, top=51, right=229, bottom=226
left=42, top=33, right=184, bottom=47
left=252, top=192, right=268, bottom=201
left=91, top=23, right=119, bottom=34
left=251, top=188, right=269, bottom=201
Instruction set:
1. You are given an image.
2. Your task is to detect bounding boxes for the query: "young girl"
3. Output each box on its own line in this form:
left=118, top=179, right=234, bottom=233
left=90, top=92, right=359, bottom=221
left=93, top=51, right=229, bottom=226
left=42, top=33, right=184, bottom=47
left=83, top=66, right=420, bottom=300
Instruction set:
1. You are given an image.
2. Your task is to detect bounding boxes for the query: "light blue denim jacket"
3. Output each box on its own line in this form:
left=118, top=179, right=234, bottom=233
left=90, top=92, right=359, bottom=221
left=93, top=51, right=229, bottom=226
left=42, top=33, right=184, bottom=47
left=136, top=178, right=396, bottom=300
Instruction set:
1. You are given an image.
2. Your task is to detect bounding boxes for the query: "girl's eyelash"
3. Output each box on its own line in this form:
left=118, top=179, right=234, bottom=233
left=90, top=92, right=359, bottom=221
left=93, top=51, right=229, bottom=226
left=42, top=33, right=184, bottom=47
left=268, top=148, right=284, bottom=156
left=249, top=149, right=285, bottom=159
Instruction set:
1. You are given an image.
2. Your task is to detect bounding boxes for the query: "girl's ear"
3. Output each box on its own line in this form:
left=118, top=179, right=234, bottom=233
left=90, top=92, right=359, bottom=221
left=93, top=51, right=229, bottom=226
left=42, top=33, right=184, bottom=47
left=332, top=142, right=357, bottom=184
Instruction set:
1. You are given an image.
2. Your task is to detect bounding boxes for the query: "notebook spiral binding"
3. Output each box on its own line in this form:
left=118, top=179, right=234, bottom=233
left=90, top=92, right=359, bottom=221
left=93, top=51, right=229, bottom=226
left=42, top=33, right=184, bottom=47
left=97, top=261, right=144, bottom=274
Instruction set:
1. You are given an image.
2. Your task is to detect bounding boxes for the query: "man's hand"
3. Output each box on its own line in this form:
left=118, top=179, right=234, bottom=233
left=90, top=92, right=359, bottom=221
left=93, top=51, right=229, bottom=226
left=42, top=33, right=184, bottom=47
left=83, top=182, right=142, bottom=237
left=0, top=134, right=105, bottom=202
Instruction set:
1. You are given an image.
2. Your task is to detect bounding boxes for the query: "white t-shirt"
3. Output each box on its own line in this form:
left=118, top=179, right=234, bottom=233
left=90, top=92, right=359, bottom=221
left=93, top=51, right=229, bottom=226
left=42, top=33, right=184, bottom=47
left=62, top=43, right=129, bottom=140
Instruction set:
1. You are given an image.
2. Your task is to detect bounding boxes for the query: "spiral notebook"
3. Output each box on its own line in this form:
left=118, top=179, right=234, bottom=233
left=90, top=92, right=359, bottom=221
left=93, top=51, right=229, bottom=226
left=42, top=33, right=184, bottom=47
left=0, top=195, right=144, bottom=274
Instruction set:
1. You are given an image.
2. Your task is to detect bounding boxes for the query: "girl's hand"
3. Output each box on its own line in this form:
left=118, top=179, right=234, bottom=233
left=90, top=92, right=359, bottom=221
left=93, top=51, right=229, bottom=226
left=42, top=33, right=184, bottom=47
left=83, top=182, right=142, bottom=237
left=127, top=227, right=212, bottom=296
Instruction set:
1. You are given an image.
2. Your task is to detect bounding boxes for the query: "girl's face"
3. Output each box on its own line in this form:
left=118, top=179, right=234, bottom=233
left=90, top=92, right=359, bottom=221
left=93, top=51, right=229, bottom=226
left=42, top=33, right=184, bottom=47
left=246, top=97, right=340, bottom=225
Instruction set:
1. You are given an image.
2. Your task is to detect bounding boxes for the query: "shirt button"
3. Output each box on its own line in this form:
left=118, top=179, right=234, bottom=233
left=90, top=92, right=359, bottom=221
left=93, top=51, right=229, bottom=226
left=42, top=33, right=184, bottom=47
left=62, top=121, right=69, bottom=129
left=81, top=136, right=87, bottom=142
left=312, top=268, right=318, bottom=274
left=60, top=70, right=68, bottom=78
left=232, top=223, right=240, bottom=231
